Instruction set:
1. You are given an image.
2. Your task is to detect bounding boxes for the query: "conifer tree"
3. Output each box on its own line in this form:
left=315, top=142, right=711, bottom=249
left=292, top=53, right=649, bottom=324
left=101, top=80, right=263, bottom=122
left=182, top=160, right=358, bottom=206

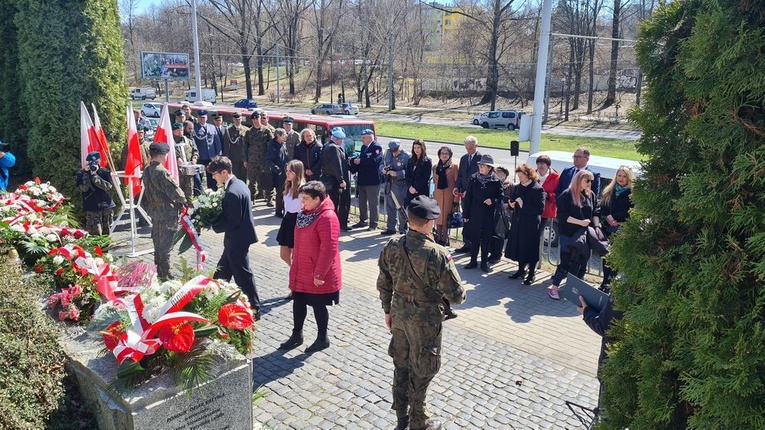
left=600, top=0, right=765, bottom=427
left=13, top=0, right=126, bottom=202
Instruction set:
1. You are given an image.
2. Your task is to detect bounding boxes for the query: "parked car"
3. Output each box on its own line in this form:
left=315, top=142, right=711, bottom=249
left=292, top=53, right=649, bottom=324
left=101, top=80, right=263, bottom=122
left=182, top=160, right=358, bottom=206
left=130, top=88, right=156, bottom=100
left=145, top=118, right=159, bottom=141
left=474, top=110, right=525, bottom=130
left=311, top=103, right=344, bottom=115
left=140, top=103, right=161, bottom=118
left=341, top=103, right=359, bottom=115
left=234, top=98, right=258, bottom=109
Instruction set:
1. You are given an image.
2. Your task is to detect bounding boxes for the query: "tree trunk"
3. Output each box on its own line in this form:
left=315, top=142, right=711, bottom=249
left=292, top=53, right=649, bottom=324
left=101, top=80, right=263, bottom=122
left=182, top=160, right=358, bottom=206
left=257, top=43, right=265, bottom=96
left=241, top=46, right=253, bottom=99
left=604, top=0, right=621, bottom=108
left=314, top=59, right=324, bottom=102
left=587, top=39, right=595, bottom=113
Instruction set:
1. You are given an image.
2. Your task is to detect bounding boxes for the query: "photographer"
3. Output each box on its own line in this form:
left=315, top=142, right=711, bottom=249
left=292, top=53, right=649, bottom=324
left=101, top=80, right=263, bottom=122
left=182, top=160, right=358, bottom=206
left=76, top=152, right=115, bottom=236
left=0, top=140, right=16, bottom=192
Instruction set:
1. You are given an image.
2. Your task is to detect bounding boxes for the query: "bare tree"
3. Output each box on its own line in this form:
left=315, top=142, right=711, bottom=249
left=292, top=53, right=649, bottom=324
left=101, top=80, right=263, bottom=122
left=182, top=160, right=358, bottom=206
left=272, top=0, right=313, bottom=95
left=308, top=0, right=344, bottom=102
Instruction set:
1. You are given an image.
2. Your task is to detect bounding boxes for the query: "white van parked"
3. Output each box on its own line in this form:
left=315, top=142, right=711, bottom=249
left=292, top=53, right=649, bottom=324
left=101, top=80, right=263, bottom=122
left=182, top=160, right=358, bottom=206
left=130, top=88, right=156, bottom=100
left=184, top=89, right=217, bottom=104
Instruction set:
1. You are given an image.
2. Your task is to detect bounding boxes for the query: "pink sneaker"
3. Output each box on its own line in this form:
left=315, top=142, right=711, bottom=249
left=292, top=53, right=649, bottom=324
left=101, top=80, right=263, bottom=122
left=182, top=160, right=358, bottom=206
left=548, top=288, right=560, bottom=300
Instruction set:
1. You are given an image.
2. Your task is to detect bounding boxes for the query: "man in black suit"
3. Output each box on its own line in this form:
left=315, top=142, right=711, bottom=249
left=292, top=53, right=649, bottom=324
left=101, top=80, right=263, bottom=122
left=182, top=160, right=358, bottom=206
left=453, top=135, right=481, bottom=253
left=320, top=127, right=351, bottom=231
left=555, top=147, right=601, bottom=201
left=207, top=156, right=261, bottom=319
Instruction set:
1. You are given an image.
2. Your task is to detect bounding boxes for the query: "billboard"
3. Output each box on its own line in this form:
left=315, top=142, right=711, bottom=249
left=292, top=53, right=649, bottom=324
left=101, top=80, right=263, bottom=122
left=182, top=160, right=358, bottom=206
left=140, top=51, right=190, bottom=80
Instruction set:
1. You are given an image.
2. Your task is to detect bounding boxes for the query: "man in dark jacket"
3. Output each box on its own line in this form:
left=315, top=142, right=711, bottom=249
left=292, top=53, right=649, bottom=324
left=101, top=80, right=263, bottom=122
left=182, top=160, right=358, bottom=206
left=453, top=136, right=481, bottom=253
left=192, top=110, right=222, bottom=191
left=208, top=156, right=261, bottom=318
left=76, top=152, right=115, bottom=235
left=267, top=128, right=290, bottom=217
left=222, top=113, right=249, bottom=180
left=320, top=127, right=351, bottom=231
left=350, top=129, right=383, bottom=231
left=555, top=147, right=601, bottom=201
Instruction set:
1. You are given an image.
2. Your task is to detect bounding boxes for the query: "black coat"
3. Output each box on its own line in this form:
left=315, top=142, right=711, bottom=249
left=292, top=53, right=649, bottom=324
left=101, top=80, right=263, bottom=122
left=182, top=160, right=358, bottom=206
left=504, top=181, right=546, bottom=263
left=266, top=138, right=289, bottom=185
left=213, top=177, right=258, bottom=246
left=462, top=173, right=503, bottom=241
left=455, top=151, right=481, bottom=193
left=599, top=187, right=632, bottom=223
left=294, top=141, right=323, bottom=181
left=556, top=188, right=598, bottom=237
left=405, top=156, right=432, bottom=205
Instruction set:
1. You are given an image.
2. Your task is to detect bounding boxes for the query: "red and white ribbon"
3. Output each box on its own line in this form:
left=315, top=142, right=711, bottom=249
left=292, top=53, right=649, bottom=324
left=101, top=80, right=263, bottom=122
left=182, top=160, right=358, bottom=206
left=179, top=208, right=206, bottom=269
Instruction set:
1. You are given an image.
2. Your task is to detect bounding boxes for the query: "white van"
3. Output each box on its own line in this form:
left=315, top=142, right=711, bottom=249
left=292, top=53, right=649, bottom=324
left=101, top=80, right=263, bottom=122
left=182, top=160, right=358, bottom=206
left=130, top=88, right=156, bottom=100
left=527, top=150, right=642, bottom=246
left=184, top=89, right=217, bottom=104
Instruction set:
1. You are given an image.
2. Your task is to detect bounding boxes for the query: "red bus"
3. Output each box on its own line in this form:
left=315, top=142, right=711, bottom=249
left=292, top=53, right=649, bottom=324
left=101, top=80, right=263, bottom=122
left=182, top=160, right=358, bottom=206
left=167, top=103, right=376, bottom=154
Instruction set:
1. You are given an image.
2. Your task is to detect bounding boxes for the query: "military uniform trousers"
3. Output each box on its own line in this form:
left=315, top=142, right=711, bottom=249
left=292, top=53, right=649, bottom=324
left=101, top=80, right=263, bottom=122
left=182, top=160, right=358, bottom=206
left=152, top=219, right=178, bottom=281
left=231, top=161, right=247, bottom=181
left=388, top=295, right=443, bottom=430
left=179, top=174, right=194, bottom=201
left=85, top=209, right=113, bottom=236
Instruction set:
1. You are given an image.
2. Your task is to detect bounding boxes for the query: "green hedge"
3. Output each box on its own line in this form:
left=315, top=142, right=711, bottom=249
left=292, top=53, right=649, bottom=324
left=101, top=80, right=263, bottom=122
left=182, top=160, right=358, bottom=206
left=0, top=263, right=94, bottom=429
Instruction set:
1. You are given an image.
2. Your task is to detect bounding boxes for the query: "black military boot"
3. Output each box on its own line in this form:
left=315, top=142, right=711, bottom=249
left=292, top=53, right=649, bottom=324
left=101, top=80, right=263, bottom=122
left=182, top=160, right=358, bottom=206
left=277, top=330, right=303, bottom=350
left=394, top=416, right=409, bottom=430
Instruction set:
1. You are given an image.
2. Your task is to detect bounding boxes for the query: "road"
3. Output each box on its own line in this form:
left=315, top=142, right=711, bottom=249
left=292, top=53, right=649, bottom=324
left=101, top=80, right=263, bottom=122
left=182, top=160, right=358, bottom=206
left=257, top=103, right=642, bottom=141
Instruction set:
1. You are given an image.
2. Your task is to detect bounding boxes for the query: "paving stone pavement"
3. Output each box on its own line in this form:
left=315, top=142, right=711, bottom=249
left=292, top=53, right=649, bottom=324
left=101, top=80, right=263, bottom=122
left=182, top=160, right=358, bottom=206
left=111, top=201, right=601, bottom=429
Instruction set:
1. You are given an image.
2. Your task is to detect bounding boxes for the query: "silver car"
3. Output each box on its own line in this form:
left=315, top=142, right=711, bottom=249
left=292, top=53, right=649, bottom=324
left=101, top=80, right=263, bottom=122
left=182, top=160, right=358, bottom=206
left=474, top=110, right=524, bottom=130
left=311, top=103, right=343, bottom=115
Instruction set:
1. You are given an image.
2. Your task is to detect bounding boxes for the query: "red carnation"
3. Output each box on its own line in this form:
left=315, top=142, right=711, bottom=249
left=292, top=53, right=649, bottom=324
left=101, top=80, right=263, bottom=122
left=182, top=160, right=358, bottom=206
left=158, top=323, right=196, bottom=353
left=94, top=245, right=103, bottom=256
left=55, top=268, right=64, bottom=276
left=102, top=321, right=124, bottom=351
left=218, top=303, right=255, bottom=330
left=34, top=265, right=43, bottom=273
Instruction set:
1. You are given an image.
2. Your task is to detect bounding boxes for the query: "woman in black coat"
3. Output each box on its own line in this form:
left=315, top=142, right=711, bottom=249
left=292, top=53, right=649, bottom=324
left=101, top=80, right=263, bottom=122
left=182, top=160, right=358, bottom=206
left=404, top=139, right=432, bottom=205
left=504, top=164, right=546, bottom=285
left=598, top=166, right=634, bottom=290
left=548, top=170, right=601, bottom=300
left=462, top=154, right=504, bottom=272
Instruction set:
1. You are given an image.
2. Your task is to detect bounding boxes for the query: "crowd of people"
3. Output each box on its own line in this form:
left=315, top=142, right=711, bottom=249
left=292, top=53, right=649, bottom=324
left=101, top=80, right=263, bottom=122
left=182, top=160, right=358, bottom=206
left=3, top=107, right=631, bottom=430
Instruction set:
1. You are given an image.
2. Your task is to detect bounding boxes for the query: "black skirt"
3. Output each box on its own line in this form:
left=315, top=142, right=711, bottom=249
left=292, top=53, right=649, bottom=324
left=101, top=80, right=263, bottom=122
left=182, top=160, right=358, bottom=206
left=292, top=291, right=340, bottom=307
left=276, top=212, right=298, bottom=247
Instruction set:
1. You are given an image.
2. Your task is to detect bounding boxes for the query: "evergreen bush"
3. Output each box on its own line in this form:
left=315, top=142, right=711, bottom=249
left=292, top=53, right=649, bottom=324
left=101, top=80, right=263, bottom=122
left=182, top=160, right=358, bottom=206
left=601, top=0, right=765, bottom=428
left=0, top=264, right=94, bottom=429
left=11, top=0, right=126, bottom=208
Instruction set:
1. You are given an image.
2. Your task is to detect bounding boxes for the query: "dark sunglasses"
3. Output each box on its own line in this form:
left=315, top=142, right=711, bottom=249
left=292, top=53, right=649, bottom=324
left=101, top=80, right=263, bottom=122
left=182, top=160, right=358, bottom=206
left=582, top=178, right=592, bottom=183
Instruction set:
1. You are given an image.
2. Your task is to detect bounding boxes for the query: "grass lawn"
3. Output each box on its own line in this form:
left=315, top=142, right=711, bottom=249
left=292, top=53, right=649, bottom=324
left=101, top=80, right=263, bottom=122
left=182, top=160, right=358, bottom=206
left=374, top=120, right=642, bottom=161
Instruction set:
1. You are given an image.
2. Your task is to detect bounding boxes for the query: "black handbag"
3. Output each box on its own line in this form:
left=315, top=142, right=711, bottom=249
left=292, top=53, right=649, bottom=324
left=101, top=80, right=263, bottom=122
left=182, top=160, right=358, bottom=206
left=493, top=203, right=510, bottom=238
left=448, top=202, right=463, bottom=228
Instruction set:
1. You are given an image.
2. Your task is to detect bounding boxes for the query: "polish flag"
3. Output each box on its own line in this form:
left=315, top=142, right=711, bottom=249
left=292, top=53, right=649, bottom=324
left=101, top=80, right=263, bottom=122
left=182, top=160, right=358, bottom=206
left=124, top=104, right=143, bottom=197
left=80, top=102, right=102, bottom=168
left=152, top=103, right=180, bottom=184
left=91, top=104, right=110, bottom=168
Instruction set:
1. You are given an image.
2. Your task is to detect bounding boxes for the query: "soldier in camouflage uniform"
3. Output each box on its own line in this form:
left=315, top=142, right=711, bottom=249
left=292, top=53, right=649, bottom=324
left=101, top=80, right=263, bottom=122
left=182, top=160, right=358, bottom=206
left=142, top=143, right=187, bottom=281
left=76, top=151, right=115, bottom=235
left=138, top=124, right=151, bottom=166
left=222, top=112, right=249, bottom=180
left=172, top=122, right=199, bottom=201
left=377, top=196, right=466, bottom=430
left=245, top=110, right=274, bottom=202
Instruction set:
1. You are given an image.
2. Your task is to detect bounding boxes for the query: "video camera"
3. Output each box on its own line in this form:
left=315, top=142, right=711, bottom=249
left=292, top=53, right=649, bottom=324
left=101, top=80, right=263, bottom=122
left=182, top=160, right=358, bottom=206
left=0, top=142, right=9, bottom=153
left=88, top=162, right=99, bottom=172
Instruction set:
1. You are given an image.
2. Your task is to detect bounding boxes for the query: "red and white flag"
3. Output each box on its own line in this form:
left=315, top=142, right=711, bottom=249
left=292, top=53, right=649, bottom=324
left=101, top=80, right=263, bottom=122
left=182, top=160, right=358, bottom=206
left=124, top=104, right=144, bottom=197
left=80, top=102, right=102, bottom=168
left=91, top=104, right=110, bottom=168
left=152, top=103, right=180, bottom=184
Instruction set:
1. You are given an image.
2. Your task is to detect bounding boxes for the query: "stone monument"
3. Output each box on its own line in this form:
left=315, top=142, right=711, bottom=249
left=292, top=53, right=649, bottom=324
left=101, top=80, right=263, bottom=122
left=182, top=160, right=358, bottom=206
left=61, top=331, right=253, bottom=430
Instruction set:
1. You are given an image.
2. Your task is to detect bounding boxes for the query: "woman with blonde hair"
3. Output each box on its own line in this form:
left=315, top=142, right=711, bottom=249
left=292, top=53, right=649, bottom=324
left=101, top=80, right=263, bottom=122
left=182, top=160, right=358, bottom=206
left=598, top=166, right=634, bottom=290
left=548, top=169, right=600, bottom=300
left=276, top=160, right=306, bottom=299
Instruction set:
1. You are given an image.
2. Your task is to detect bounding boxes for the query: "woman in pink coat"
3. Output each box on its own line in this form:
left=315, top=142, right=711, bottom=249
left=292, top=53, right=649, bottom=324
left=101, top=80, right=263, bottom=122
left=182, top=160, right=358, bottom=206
left=278, top=181, right=342, bottom=353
